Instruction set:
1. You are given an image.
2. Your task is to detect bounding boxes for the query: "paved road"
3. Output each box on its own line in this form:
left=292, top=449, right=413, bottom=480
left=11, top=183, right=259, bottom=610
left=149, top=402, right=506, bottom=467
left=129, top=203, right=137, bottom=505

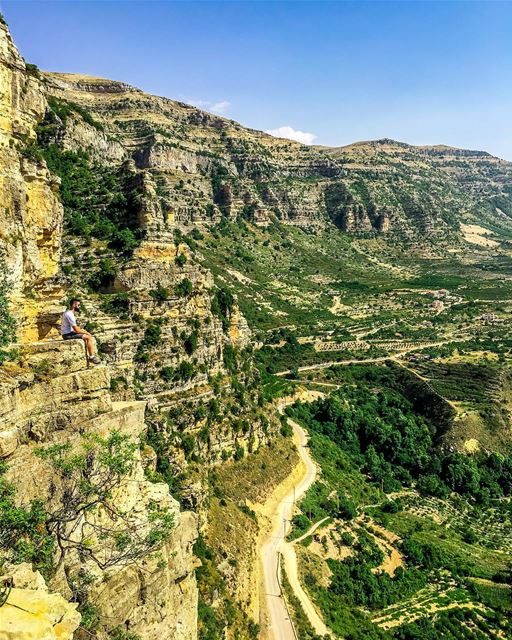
left=261, top=417, right=330, bottom=640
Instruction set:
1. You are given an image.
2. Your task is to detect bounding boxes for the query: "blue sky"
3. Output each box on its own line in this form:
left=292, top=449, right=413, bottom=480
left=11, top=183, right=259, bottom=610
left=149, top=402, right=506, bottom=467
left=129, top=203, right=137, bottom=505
left=2, top=1, right=512, bottom=159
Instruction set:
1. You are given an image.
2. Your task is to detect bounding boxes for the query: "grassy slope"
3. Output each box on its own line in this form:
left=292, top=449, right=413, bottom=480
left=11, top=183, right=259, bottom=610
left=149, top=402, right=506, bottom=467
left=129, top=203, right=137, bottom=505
left=196, top=436, right=299, bottom=639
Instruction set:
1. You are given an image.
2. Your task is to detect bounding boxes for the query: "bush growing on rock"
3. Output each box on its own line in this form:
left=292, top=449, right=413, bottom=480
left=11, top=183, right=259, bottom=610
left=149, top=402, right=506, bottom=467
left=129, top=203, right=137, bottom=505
left=175, top=253, right=187, bottom=267
left=0, top=253, right=16, bottom=364
left=89, top=258, right=118, bottom=292
left=0, top=432, right=174, bottom=578
left=175, top=278, right=193, bottom=297
left=149, top=282, right=170, bottom=302
left=177, top=361, right=195, bottom=380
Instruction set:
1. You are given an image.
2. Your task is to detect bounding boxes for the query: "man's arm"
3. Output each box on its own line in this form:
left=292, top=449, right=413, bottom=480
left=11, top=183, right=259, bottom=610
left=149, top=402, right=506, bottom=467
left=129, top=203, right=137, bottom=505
left=71, top=323, right=92, bottom=336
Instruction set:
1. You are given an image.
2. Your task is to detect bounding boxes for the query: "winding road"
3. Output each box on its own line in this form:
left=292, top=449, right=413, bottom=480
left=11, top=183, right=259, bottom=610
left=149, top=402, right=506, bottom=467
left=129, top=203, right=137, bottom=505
left=261, top=414, right=330, bottom=640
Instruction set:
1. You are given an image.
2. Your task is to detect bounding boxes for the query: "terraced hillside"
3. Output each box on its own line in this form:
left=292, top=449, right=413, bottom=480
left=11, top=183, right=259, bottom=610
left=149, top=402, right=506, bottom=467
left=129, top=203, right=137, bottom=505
left=41, top=72, right=512, bottom=241
left=322, top=139, right=512, bottom=239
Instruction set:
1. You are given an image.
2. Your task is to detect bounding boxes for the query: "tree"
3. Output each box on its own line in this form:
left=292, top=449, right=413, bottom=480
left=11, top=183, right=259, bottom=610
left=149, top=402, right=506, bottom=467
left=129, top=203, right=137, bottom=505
left=337, top=494, right=357, bottom=521
left=149, top=282, right=170, bottom=302
left=183, top=331, right=198, bottom=355
left=416, top=474, right=449, bottom=498
left=211, top=287, right=234, bottom=332
left=442, top=453, right=481, bottom=495
left=177, top=361, right=194, bottom=380
left=0, top=251, right=16, bottom=364
left=175, top=253, right=187, bottom=268
left=0, top=461, right=54, bottom=577
left=109, top=228, right=138, bottom=255
left=175, top=278, right=193, bottom=297
left=33, top=430, right=174, bottom=572
left=89, top=258, right=118, bottom=291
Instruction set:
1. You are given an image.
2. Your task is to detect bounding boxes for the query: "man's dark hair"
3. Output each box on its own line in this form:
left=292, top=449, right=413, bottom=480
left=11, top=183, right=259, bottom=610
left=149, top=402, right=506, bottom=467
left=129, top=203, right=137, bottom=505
left=69, top=298, right=81, bottom=308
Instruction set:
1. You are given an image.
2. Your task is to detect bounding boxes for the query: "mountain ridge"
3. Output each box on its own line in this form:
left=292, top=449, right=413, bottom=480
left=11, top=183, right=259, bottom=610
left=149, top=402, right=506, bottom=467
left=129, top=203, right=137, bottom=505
left=319, top=138, right=495, bottom=158
left=31, top=69, right=512, bottom=242
left=42, top=72, right=503, bottom=161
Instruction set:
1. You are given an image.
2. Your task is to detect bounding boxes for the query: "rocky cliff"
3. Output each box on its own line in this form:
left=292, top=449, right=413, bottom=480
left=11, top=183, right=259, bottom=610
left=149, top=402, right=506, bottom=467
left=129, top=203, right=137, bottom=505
left=321, top=138, right=512, bottom=238
left=0, top=22, right=200, bottom=639
left=0, top=20, right=280, bottom=640
left=0, top=20, right=64, bottom=342
left=40, top=72, right=512, bottom=240
left=0, top=340, right=198, bottom=640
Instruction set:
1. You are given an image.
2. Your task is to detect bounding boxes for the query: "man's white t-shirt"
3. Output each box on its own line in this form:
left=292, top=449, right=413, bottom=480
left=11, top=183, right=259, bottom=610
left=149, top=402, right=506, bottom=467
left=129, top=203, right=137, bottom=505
left=61, top=310, right=77, bottom=335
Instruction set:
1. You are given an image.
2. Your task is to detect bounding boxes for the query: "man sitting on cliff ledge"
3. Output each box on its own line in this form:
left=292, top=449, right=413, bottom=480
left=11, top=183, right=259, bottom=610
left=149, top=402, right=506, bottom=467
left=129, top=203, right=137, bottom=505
left=61, top=298, right=101, bottom=365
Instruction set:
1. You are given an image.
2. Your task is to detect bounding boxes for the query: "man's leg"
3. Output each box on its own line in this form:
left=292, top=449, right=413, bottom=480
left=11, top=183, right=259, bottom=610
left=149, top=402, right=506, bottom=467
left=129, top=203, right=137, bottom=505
left=83, top=334, right=94, bottom=357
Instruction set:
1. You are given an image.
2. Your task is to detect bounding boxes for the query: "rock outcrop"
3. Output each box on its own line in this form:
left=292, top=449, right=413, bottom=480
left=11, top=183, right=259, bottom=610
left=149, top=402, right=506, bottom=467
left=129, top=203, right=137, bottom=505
left=0, top=21, right=64, bottom=342
left=0, top=564, right=81, bottom=640
left=0, top=340, right=198, bottom=640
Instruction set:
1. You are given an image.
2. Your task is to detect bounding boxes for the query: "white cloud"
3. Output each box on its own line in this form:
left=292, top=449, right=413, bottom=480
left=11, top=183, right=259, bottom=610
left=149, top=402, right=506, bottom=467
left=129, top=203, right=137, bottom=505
left=186, top=98, right=231, bottom=115
left=265, top=125, right=317, bottom=145
left=210, top=100, right=231, bottom=114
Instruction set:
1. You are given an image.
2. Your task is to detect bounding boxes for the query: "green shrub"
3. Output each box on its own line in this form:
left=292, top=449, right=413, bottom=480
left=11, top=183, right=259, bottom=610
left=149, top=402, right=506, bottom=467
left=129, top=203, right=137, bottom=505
left=175, top=253, right=187, bottom=267
left=223, top=344, right=237, bottom=373
left=0, top=253, right=16, bottom=364
left=100, top=292, right=131, bottom=317
left=0, top=462, right=54, bottom=578
left=25, top=63, right=41, bottom=79
left=110, top=376, right=127, bottom=393
left=141, top=321, right=162, bottom=348
left=175, top=278, right=193, bottom=297
left=149, top=283, right=170, bottom=302
left=109, top=228, right=138, bottom=255
left=211, top=287, right=234, bottom=332
left=21, top=141, right=44, bottom=162
left=190, top=228, right=204, bottom=241
left=1, top=432, right=174, bottom=579
left=183, top=331, right=199, bottom=355
left=181, top=434, right=195, bottom=458
left=177, top=361, right=195, bottom=381
left=89, top=258, right=118, bottom=291
left=160, top=366, right=174, bottom=382
left=47, top=96, right=104, bottom=131
left=34, top=141, right=141, bottom=259
left=108, top=627, right=141, bottom=640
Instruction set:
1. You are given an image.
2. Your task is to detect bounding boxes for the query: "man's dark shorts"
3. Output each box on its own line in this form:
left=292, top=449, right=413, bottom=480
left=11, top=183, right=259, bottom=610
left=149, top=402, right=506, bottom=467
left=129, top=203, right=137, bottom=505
left=62, top=332, right=84, bottom=340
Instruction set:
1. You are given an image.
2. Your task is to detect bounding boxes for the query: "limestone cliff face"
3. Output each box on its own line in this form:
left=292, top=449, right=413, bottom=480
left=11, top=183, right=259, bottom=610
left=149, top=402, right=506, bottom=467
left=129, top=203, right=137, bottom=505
left=38, top=72, right=512, bottom=240
left=0, top=21, right=251, bottom=406
left=81, top=165, right=252, bottom=412
left=0, top=340, right=198, bottom=640
left=41, top=71, right=345, bottom=231
left=322, top=139, right=512, bottom=237
left=0, top=22, right=64, bottom=342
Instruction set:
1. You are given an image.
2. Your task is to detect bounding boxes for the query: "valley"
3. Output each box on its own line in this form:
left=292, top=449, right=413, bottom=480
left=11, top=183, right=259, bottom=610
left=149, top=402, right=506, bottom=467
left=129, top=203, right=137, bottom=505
left=0, top=14, right=512, bottom=640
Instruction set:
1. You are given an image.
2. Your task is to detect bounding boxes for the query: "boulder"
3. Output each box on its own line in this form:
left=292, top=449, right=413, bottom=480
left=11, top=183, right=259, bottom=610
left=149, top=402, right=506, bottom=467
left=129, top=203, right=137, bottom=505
left=0, top=588, right=80, bottom=640
left=0, top=429, right=18, bottom=458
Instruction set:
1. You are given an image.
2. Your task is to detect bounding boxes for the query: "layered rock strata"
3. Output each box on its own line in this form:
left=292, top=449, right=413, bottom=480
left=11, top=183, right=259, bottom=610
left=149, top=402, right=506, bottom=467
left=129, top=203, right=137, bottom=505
left=0, top=339, right=198, bottom=640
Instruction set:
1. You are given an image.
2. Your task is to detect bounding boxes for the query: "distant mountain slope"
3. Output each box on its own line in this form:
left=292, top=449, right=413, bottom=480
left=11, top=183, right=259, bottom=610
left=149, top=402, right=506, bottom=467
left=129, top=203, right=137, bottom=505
left=41, top=73, right=512, bottom=242
left=321, top=138, right=512, bottom=238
